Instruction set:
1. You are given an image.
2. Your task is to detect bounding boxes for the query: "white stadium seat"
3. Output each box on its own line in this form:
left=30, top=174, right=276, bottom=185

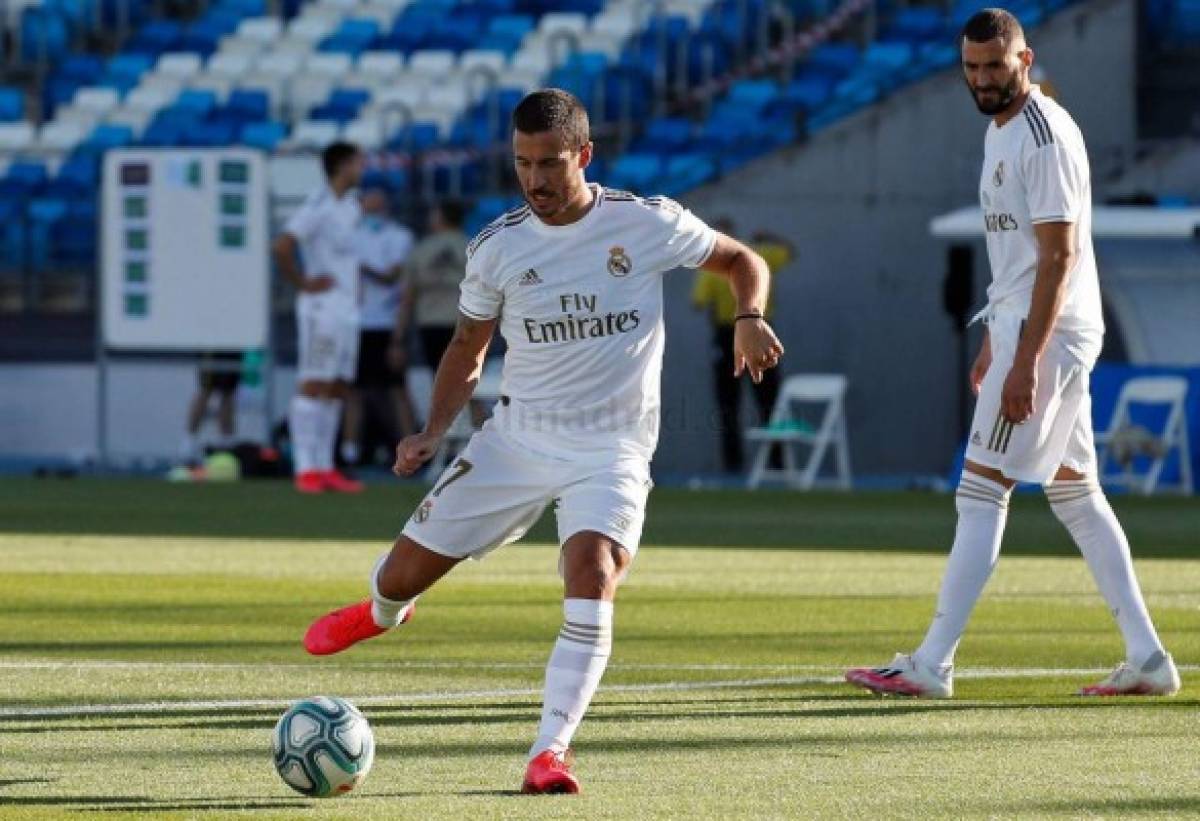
left=305, top=52, right=354, bottom=79
left=370, top=81, right=426, bottom=112
left=258, top=52, right=304, bottom=78
left=50, top=106, right=102, bottom=131
left=0, top=122, right=35, bottom=151
left=745, top=374, right=853, bottom=491
left=105, top=106, right=153, bottom=138
left=36, top=121, right=87, bottom=152
left=357, top=51, right=404, bottom=79
left=426, top=83, right=470, bottom=115
left=290, top=119, right=341, bottom=149
left=287, top=76, right=335, bottom=121
left=137, top=74, right=184, bottom=96
left=208, top=53, right=257, bottom=78
left=217, top=35, right=265, bottom=56
left=289, top=15, right=337, bottom=42
left=510, top=48, right=553, bottom=77
left=342, top=117, right=384, bottom=149
left=237, top=16, right=283, bottom=43
left=407, top=50, right=457, bottom=76
left=590, top=8, right=638, bottom=40
left=1097, top=376, right=1194, bottom=495
left=189, top=74, right=235, bottom=102
left=539, top=12, right=588, bottom=37
left=156, top=52, right=203, bottom=80
left=273, top=35, right=319, bottom=57
left=73, top=87, right=121, bottom=116
left=126, top=85, right=176, bottom=112
left=501, top=68, right=544, bottom=93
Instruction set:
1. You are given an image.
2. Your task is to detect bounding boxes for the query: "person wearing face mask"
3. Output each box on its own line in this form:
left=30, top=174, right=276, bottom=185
left=341, top=186, right=418, bottom=467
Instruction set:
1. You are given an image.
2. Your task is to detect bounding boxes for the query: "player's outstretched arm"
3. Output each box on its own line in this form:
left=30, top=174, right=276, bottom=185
left=700, top=232, right=785, bottom=384
left=394, top=312, right=496, bottom=475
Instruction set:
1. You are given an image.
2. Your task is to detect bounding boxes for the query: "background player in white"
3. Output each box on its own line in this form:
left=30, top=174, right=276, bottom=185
left=303, top=89, right=784, bottom=793
left=273, top=142, right=366, bottom=494
left=846, top=8, right=1179, bottom=699
left=340, top=186, right=417, bottom=467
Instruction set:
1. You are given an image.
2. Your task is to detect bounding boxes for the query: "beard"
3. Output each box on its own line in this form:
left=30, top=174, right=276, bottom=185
left=968, top=73, right=1020, bottom=115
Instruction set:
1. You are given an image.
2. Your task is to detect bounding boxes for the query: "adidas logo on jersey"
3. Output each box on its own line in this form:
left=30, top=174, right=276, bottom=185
left=519, top=269, right=543, bottom=286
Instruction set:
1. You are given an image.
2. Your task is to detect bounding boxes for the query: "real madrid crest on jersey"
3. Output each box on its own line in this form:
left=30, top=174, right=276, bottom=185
left=992, top=160, right=1005, bottom=187
left=413, top=499, right=432, bottom=523
left=607, top=246, right=632, bottom=277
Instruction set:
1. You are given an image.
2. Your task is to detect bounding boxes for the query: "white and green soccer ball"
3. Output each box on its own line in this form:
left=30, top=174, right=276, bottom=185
left=272, top=696, right=375, bottom=798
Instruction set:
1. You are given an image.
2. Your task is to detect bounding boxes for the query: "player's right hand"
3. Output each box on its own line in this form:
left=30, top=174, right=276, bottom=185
left=394, top=432, right=441, bottom=476
left=303, top=274, right=336, bottom=293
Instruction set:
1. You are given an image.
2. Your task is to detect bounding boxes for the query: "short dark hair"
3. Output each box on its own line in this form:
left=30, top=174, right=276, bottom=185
left=961, top=8, right=1025, bottom=46
left=511, top=88, right=590, bottom=148
left=438, top=200, right=466, bottom=228
left=322, top=141, right=360, bottom=179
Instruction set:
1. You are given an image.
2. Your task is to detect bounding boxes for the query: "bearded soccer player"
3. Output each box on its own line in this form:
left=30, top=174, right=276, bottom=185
left=303, top=89, right=784, bottom=792
left=846, top=9, right=1179, bottom=699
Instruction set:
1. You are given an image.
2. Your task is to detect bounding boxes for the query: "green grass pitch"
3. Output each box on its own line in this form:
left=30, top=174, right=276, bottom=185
left=1, top=479, right=1198, bottom=819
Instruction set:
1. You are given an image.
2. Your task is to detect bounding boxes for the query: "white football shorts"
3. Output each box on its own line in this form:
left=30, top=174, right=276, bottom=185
left=297, top=306, right=359, bottom=383
left=401, top=425, right=653, bottom=561
left=964, top=308, right=1101, bottom=485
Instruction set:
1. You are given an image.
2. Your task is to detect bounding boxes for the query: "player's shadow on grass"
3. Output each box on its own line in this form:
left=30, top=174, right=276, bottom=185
left=1003, top=797, right=1200, bottom=815
left=0, top=796, right=315, bottom=812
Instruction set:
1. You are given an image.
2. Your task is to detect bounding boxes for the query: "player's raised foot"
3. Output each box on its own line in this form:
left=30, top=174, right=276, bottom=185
left=303, top=599, right=413, bottom=656
left=844, top=653, right=953, bottom=698
left=521, top=749, right=580, bottom=795
left=321, top=469, right=365, bottom=493
left=1079, top=651, right=1180, bottom=696
left=294, top=471, right=326, bottom=494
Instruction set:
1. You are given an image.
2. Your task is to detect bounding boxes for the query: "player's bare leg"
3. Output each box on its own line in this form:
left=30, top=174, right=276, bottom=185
left=846, top=460, right=1012, bottom=698
left=304, top=534, right=460, bottom=655
left=1045, top=465, right=1179, bottom=695
left=523, top=531, right=630, bottom=795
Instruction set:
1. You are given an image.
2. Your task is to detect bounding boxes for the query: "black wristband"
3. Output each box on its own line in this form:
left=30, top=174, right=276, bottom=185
left=734, top=313, right=764, bottom=322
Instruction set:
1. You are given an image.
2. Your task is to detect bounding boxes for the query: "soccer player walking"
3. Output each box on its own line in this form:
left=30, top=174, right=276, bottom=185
left=846, top=9, right=1179, bottom=699
left=304, top=89, right=785, bottom=792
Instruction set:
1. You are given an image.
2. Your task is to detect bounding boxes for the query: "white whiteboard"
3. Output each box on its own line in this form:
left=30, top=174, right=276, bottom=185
left=101, top=149, right=270, bottom=350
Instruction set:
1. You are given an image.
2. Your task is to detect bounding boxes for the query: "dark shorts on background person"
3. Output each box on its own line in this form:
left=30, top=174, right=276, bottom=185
left=199, top=351, right=242, bottom=393
left=420, top=326, right=455, bottom=369
left=355, top=330, right=404, bottom=388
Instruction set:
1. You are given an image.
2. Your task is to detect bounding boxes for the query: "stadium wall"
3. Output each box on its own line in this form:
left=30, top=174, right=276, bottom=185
left=669, top=0, right=1138, bottom=477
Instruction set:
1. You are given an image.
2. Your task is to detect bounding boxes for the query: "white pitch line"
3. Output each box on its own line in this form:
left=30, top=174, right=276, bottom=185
left=4, top=666, right=1194, bottom=719
left=0, top=659, right=822, bottom=672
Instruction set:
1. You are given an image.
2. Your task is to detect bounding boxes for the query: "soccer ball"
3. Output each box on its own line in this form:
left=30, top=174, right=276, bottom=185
left=272, top=696, right=375, bottom=797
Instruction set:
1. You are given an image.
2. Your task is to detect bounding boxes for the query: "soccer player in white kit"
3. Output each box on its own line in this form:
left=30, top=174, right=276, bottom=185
left=846, top=8, right=1179, bottom=699
left=304, top=89, right=785, bottom=792
left=273, top=142, right=367, bottom=494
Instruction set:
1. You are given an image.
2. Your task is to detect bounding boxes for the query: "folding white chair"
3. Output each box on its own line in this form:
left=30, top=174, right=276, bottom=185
left=1096, top=376, right=1193, bottom=495
left=745, top=374, right=852, bottom=490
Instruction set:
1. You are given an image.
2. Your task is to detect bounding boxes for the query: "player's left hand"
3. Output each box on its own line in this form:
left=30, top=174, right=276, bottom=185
left=733, top=318, right=784, bottom=384
left=1001, top=359, right=1037, bottom=423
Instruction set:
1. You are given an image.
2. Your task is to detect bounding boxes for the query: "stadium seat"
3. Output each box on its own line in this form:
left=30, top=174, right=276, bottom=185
left=0, top=122, right=36, bottom=151
left=290, top=118, right=341, bottom=148
left=358, top=51, right=405, bottom=78
left=157, top=52, right=204, bottom=80
left=0, top=87, right=25, bottom=122
left=240, top=120, right=287, bottom=150
left=607, top=153, right=662, bottom=193
left=746, top=374, right=853, bottom=491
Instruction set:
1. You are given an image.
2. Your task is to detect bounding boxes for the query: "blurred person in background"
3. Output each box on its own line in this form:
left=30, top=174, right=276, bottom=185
left=340, top=186, right=418, bottom=467
left=273, top=141, right=366, bottom=494
left=180, top=352, right=241, bottom=463
left=693, top=218, right=794, bottom=474
left=393, top=200, right=470, bottom=373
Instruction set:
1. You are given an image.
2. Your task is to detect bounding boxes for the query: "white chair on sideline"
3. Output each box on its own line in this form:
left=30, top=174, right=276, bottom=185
left=1096, top=375, right=1192, bottom=495
left=745, top=374, right=852, bottom=490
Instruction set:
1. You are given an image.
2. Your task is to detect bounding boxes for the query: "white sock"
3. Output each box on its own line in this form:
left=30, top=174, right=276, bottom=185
left=530, top=598, right=613, bottom=759
left=913, top=474, right=1011, bottom=671
left=315, top=399, right=342, bottom=472
left=340, top=439, right=360, bottom=465
left=1046, top=478, right=1165, bottom=667
left=369, top=553, right=414, bottom=629
left=288, top=396, right=324, bottom=475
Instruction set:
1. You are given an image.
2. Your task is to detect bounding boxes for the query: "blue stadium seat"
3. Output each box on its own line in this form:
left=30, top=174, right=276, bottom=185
left=884, top=7, right=946, bottom=42
left=86, top=123, right=135, bottom=150
left=239, top=121, right=287, bottom=151
left=2, top=162, right=49, bottom=200
left=660, top=154, right=717, bottom=197
left=804, top=43, right=860, bottom=81
left=27, top=198, right=70, bottom=272
left=0, top=87, right=24, bottom=122
left=175, top=89, right=219, bottom=117
left=607, top=154, right=662, bottom=193
left=310, top=88, right=371, bottom=124
left=772, top=74, right=835, bottom=114
left=185, top=121, right=237, bottom=147
left=634, top=117, right=695, bottom=153
left=125, top=20, right=183, bottom=56
left=20, top=8, right=70, bottom=63
left=387, top=122, right=442, bottom=152
left=226, top=89, right=270, bottom=123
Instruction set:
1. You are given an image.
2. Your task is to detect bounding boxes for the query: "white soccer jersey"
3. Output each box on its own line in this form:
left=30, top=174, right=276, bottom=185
left=460, top=184, right=717, bottom=463
left=285, top=185, right=363, bottom=317
left=979, top=86, right=1103, bottom=343
left=356, top=219, right=414, bottom=330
